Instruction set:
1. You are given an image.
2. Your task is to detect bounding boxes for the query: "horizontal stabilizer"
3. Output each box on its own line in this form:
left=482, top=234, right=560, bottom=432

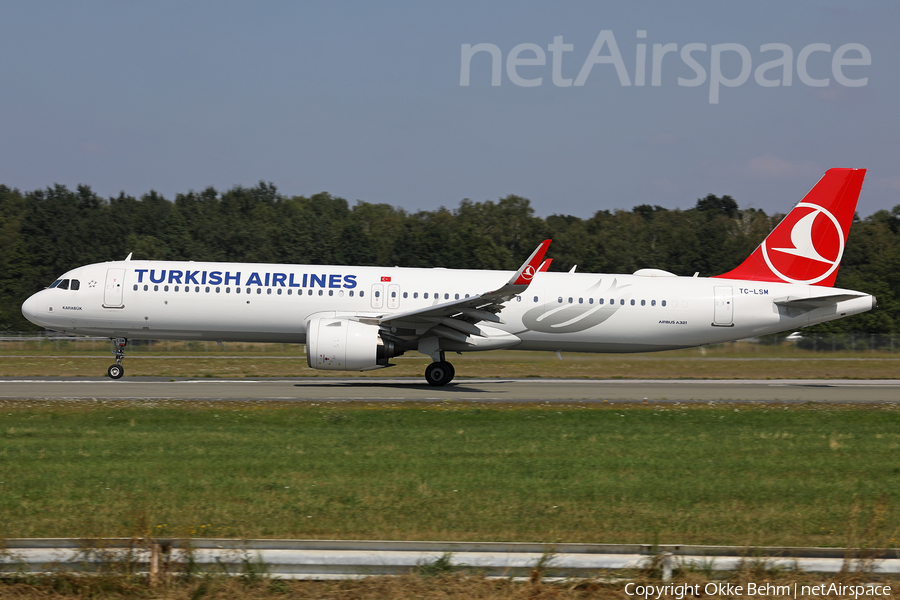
left=774, top=293, right=868, bottom=310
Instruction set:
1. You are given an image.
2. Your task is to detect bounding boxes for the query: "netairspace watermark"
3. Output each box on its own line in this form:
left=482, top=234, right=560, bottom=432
left=460, top=30, right=871, bottom=103
left=624, top=581, right=892, bottom=599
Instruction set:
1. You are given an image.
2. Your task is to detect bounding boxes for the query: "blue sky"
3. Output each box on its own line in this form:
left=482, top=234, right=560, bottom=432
left=1, top=1, right=897, bottom=217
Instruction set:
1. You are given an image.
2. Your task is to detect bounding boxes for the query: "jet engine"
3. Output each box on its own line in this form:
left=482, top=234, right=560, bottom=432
left=305, top=317, right=398, bottom=371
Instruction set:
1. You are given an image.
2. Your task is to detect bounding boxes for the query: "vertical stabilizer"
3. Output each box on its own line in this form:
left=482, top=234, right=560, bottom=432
left=714, top=168, right=865, bottom=286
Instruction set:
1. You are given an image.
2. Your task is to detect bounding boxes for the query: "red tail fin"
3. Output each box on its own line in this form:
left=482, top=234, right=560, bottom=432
left=714, top=168, right=866, bottom=287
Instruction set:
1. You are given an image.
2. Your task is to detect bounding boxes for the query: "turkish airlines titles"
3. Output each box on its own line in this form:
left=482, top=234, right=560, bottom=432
left=133, top=269, right=359, bottom=289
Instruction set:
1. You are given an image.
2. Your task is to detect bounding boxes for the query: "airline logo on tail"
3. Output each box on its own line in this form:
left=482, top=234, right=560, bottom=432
left=762, top=202, right=844, bottom=284
left=715, top=168, right=865, bottom=287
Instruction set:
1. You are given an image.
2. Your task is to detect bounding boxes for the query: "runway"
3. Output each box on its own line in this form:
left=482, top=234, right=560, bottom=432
left=1, top=377, right=899, bottom=403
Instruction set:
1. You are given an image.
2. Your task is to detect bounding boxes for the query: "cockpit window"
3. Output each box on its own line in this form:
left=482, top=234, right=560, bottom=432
left=49, top=279, right=62, bottom=289
left=57, top=279, right=70, bottom=290
left=70, top=279, right=80, bottom=291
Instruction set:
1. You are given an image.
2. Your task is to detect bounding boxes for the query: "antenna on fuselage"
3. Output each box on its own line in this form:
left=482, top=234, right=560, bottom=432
left=124, top=252, right=133, bottom=261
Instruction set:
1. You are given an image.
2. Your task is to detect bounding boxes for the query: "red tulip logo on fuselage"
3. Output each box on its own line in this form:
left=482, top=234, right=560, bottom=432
left=762, top=202, right=844, bottom=284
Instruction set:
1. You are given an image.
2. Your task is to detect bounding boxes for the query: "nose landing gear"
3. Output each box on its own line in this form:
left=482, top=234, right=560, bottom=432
left=107, top=337, right=127, bottom=379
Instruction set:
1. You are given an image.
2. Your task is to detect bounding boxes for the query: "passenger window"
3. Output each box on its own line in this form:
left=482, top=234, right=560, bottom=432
left=58, top=279, right=70, bottom=290
left=154, top=285, right=159, bottom=291
left=287, top=289, right=291, bottom=295
left=164, top=285, right=169, bottom=292
left=143, top=285, right=148, bottom=291
left=266, top=288, right=271, bottom=295
left=413, top=292, right=418, bottom=298
left=226, top=287, right=231, bottom=293
left=533, top=296, right=538, bottom=302
left=391, top=291, right=396, bottom=298
left=620, top=299, right=625, bottom=305
left=276, top=289, right=281, bottom=295
left=599, top=298, right=604, bottom=305
left=308, top=289, right=313, bottom=295
left=329, top=290, right=333, bottom=296
left=70, top=280, right=80, bottom=290
left=444, top=293, right=449, bottom=300
left=578, top=298, right=583, bottom=304
left=175, top=286, right=180, bottom=292
left=338, top=290, right=344, bottom=297
left=403, top=292, right=408, bottom=299
left=359, top=291, right=364, bottom=297
left=568, top=297, right=573, bottom=303
left=375, top=291, right=381, bottom=298
left=455, top=293, right=460, bottom=300
left=133, top=284, right=138, bottom=291
left=349, top=290, right=354, bottom=297
left=662, top=300, right=667, bottom=307
left=318, top=290, right=323, bottom=296
left=651, top=299, right=656, bottom=306
left=424, top=293, right=429, bottom=299
left=589, top=298, right=593, bottom=304
left=558, top=297, right=563, bottom=303
left=257, top=288, right=262, bottom=295
left=195, top=286, right=200, bottom=293
left=641, top=299, right=646, bottom=306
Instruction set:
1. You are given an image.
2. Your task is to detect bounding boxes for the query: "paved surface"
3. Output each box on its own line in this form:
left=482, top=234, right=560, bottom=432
left=1, top=377, right=899, bottom=403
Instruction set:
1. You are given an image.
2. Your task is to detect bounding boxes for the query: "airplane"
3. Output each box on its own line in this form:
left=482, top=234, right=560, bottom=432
left=21, top=168, right=875, bottom=386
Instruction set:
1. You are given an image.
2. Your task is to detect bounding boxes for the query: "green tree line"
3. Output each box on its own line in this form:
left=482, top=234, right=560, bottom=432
left=1, top=183, right=898, bottom=334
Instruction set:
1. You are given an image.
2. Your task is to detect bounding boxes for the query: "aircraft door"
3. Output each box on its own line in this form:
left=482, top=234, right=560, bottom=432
left=104, top=268, right=126, bottom=308
left=387, top=284, right=400, bottom=309
left=371, top=283, right=384, bottom=309
left=713, top=285, right=733, bottom=326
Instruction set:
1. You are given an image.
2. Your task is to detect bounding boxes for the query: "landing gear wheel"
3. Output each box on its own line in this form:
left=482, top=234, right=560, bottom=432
left=425, top=361, right=454, bottom=386
left=107, top=337, right=127, bottom=379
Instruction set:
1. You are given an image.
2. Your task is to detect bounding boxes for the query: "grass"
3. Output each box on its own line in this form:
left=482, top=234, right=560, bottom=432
left=1, top=571, right=897, bottom=600
left=1, top=400, right=899, bottom=548
left=2, top=338, right=900, bottom=378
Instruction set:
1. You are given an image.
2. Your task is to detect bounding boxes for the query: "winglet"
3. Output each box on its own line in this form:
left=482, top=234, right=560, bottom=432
left=539, top=259, right=553, bottom=272
left=509, top=240, right=551, bottom=286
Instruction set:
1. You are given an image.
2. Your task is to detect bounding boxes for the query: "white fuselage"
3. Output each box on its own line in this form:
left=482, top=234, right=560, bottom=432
left=21, top=260, right=874, bottom=353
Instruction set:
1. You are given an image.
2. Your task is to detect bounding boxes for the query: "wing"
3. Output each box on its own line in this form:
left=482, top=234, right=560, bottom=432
left=377, top=240, right=551, bottom=345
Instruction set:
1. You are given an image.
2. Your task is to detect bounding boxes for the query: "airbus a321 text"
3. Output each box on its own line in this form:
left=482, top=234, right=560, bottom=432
left=22, top=168, right=875, bottom=385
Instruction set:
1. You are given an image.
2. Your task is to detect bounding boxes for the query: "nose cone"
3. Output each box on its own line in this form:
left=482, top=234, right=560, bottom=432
left=21, top=292, right=40, bottom=325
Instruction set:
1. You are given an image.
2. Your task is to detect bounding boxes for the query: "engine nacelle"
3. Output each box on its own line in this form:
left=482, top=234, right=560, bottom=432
left=306, top=318, right=396, bottom=371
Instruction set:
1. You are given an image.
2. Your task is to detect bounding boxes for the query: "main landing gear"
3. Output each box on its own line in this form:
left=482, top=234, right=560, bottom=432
left=419, top=339, right=455, bottom=386
left=424, top=360, right=455, bottom=386
left=107, top=337, right=127, bottom=379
